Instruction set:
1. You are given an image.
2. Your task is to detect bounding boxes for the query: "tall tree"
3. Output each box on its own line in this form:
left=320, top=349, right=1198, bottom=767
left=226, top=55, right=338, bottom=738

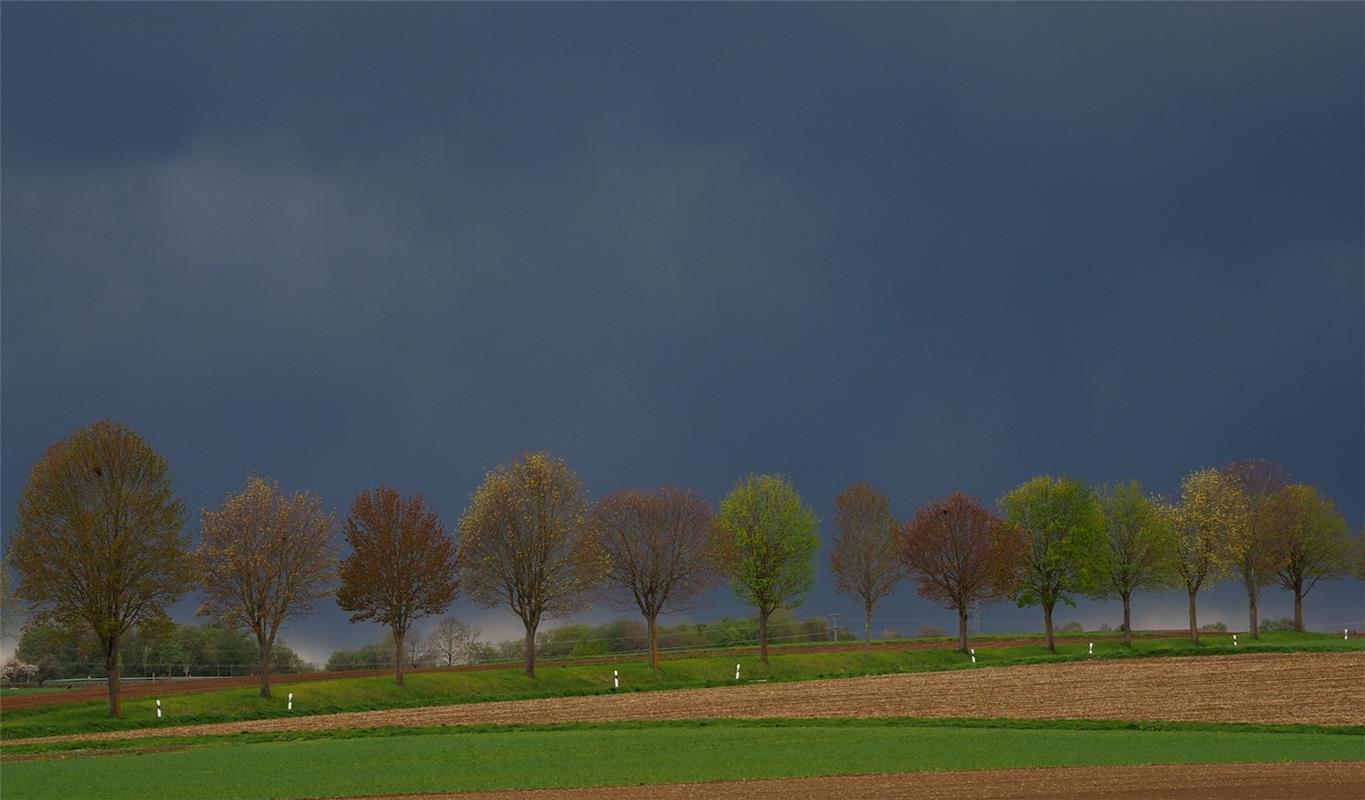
left=999, top=476, right=1104, bottom=652
left=1, top=554, right=21, bottom=639
left=591, top=485, right=722, bottom=669
left=716, top=473, right=820, bottom=664
left=1263, top=484, right=1353, bottom=632
left=197, top=476, right=338, bottom=697
left=8, top=420, right=195, bottom=717
left=1219, top=458, right=1290, bottom=638
left=1090, top=482, right=1177, bottom=647
left=899, top=492, right=1024, bottom=653
left=336, top=488, right=459, bottom=686
left=459, top=452, right=607, bottom=677
left=828, top=482, right=905, bottom=655
left=427, top=616, right=482, bottom=666
left=1170, top=468, right=1248, bottom=643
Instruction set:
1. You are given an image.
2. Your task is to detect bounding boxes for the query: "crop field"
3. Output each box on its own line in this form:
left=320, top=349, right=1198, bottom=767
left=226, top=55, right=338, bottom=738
left=2, top=634, right=1362, bottom=798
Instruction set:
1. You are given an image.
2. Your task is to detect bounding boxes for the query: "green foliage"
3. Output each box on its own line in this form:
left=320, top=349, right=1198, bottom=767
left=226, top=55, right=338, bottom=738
left=999, top=476, right=1105, bottom=613
left=1091, top=481, right=1177, bottom=598
left=718, top=474, right=820, bottom=616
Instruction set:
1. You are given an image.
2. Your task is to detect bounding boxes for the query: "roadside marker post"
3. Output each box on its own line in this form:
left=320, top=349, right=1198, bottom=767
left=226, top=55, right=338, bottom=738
left=613, top=670, right=619, bottom=690
left=288, top=692, right=293, bottom=711
left=735, top=663, right=741, bottom=680
left=970, top=648, right=976, bottom=664
left=1233, top=634, right=1238, bottom=647
left=156, top=699, right=162, bottom=719
left=1088, top=642, right=1093, bottom=656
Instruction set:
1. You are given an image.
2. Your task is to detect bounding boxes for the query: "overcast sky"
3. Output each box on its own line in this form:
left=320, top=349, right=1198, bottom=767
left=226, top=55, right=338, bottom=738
left=3, top=3, right=1362, bottom=664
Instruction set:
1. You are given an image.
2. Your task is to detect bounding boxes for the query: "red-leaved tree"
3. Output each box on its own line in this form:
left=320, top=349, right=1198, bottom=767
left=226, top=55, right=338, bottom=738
left=336, top=488, right=459, bottom=686
left=899, top=492, right=1024, bottom=653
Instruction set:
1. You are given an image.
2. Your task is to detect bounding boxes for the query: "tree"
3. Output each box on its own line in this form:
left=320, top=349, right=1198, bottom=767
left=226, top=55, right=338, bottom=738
left=716, top=473, right=820, bottom=664
left=828, top=482, right=905, bottom=655
left=1263, top=484, right=1353, bottom=632
left=999, top=476, right=1104, bottom=652
left=427, top=616, right=482, bottom=666
left=591, top=485, right=722, bottom=668
left=1, top=554, right=22, bottom=639
left=1219, top=459, right=1290, bottom=638
left=336, top=488, right=459, bottom=686
left=197, top=476, right=338, bottom=697
left=459, top=452, right=607, bottom=677
left=1090, top=482, right=1177, bottom=647
left=8, top=420, right=195, bottom=717
left=1170, top=468, right=1248, bottom=643
left=899, top=492, right=1024, bottom=653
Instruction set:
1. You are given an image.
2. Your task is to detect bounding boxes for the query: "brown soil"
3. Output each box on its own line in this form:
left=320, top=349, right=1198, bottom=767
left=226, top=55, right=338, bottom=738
left=8, top=652, right=1361, bottom=746
left=0, top=632, right=1142, bottom=711
left=339, top=762, right=1365, bottom=800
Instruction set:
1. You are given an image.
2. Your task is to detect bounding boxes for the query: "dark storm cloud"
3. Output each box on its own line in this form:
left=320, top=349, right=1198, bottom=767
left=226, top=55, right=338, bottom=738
left=3, top=3, right=1361, bottom=658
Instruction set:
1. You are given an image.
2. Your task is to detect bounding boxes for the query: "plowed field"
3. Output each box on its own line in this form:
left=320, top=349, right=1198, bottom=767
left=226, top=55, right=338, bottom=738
left=10, top=652, right=1361, bottom=746
left=349, top=762, right=1365, bottom=800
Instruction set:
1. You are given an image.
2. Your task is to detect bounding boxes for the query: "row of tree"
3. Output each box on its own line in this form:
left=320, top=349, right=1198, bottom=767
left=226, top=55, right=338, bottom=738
left=6, top=421, right=1362, bottom=719
left=8, top=622, right=311, bottom=685
left=324, top=611, right=851, bottom=670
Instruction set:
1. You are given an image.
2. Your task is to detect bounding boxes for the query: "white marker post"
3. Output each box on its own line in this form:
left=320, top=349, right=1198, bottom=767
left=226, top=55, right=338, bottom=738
left=288, top=692, right=293, bottom=711
left=156, top=699, right=162, bottom=719
left=1088, top=642, right=1093, bottom=656
left=613, top=670, right=619, bottom=690
left=1232, top=633, right=1238, bottom=647
left=970, top=648, right=976, bottom=664
left=735, top=663, right=741, bottom=681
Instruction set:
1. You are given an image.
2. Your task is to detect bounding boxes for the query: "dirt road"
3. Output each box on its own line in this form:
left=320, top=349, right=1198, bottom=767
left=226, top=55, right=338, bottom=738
left=344, top=762, right=1365, bottom=800
left=9, top=652, right=1361, bottom=746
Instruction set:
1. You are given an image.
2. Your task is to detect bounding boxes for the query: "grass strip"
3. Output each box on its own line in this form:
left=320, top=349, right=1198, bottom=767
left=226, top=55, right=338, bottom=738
left=3, top=631, right=1356, bottom=740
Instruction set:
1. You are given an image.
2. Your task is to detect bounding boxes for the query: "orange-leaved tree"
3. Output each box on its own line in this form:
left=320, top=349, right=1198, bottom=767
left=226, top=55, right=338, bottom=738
left=900, top=491, right=1024, bottom=654
left=336, top=488, right=459, bottom=686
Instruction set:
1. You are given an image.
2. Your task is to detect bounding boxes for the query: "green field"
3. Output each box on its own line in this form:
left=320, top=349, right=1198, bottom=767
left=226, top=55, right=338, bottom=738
left=3, top=630, right=1357, bottom=740
left=3, top=718, right=1361, bottom=800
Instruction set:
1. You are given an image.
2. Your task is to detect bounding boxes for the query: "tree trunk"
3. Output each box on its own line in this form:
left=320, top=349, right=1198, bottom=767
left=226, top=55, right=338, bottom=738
left=1121, top=592, right=1133, bottom=648
left=1042, top=601, right=1056, bottom=652
left=957, top=604, right=969, bottom=654
left=1246, top=580, right=1260, bottom=639
left=104, top=638, right=122, bottom=719
left=257, top=631, right=272, bottom=698
left=864, top=602, right=873, bottom=657
left=393, top=628, right=405, bottom=687
left=647, top=614, right=659, bottom=669
left=523, top=620, right=537, bottom=677
left=1294, top=583, right=1305, bottom=633
left=1187, top=586, right=1199, bottom=643
left=758, top=608, right=770, bottom=664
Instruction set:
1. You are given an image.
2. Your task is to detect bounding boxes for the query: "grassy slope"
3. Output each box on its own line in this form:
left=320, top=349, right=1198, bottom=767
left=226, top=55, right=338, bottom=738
left=4, top=720, right=1362, bottom=800
left=2, top=631, right=1357, bottom=740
